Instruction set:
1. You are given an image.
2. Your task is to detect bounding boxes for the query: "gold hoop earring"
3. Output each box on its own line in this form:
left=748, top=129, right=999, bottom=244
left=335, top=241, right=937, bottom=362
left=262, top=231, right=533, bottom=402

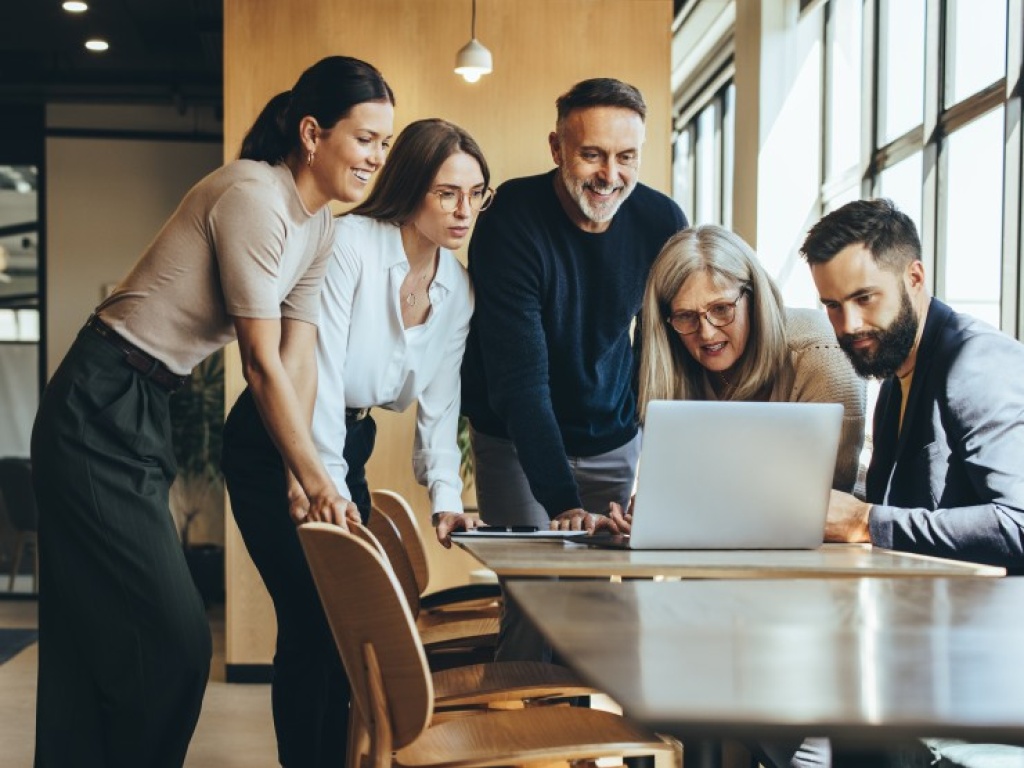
left=307, top=151, right=314, bottom=167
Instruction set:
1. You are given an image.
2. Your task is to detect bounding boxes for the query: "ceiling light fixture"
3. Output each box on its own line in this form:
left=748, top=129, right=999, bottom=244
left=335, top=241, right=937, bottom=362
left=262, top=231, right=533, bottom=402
left=85, top=39, right=109, bottom=52
left=454, top=0, right=492, bottom=84
left=62, top=1, right=89, bottom=12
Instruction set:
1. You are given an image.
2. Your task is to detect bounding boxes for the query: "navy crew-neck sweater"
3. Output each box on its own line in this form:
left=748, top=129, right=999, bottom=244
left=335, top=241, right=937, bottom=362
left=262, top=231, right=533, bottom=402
left=461, top=170, right=687, bottom=517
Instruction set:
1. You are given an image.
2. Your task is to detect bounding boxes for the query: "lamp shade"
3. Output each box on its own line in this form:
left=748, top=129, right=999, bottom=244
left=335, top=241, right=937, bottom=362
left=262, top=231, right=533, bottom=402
left=454, top=38, right=493, bottom=83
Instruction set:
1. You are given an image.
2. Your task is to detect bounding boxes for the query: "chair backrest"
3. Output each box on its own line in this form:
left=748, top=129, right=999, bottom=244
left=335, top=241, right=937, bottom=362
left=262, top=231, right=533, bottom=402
left=0, top=458, right=37, bottom=532
left=298, top=522, right=433, bottom=753
left=368, top=507, right=422, bottom=615
left=348, top=520, right=384, bottom=554
left=370, top=489, right=430, bottom=594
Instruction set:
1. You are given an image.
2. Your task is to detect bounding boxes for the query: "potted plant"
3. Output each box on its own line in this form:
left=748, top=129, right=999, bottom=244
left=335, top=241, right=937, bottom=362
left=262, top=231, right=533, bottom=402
left=457, top=414, right=474, bottom=491
left=169, top=350, right=225, bottom=606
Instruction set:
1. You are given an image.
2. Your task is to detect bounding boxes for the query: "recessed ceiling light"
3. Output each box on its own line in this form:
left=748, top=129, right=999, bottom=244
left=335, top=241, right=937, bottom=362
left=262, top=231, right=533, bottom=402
left=62, top=1, right=89, bottom=12
left=85, top=39, right=109, bottom=52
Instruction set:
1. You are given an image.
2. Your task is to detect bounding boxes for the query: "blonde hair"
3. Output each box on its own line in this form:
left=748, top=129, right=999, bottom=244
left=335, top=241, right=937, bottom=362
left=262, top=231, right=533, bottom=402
left=637, top=225, right=788, bottom=421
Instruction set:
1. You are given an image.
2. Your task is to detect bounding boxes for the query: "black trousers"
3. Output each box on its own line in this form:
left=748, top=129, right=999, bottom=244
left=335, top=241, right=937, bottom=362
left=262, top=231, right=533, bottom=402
left=30, top=327, right=212, bottom=768
left=221, top=389, right=375, bottom=768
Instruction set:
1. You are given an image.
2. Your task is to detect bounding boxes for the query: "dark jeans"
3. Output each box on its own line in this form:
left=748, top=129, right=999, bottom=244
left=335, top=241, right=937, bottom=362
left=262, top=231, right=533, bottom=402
left=31, top=327, right=211, bottom=768
left=222, top=388, right=376, bottom=768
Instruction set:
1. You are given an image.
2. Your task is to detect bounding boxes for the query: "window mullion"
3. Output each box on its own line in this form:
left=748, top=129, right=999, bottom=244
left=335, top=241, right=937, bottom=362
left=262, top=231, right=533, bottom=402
left=922, top=0, right=944, bottom=296
left=722, top=84, right=735, bottom=229
left=713, top=92, right=724, bottom=225
left=822, top=0, right=835, bottom=193
left=867, top=0, right=884, bottom=197
left=939, top=79, right=1007, bottom=135
left=1006, top=0, right=1023, bottom=338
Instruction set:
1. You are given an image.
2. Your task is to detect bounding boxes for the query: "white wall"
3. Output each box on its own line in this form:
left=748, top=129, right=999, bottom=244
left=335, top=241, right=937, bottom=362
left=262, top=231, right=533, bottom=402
left=0, top=343, right=37, bottom=457
left=44, top=111, right=222, bottom=372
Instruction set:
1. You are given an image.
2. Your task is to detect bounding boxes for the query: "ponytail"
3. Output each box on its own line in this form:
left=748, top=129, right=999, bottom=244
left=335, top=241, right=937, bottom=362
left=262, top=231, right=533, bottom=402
left=238, top=56, right=395, bottom=164
left=239, top=91, right=292, bottom=163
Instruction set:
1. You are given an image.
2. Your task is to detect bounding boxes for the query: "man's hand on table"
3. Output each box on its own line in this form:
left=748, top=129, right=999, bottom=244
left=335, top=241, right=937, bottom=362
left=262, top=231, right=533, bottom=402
left=434, top=511, right=479, bottom=549
left=824, top=490, right=871, bottom=543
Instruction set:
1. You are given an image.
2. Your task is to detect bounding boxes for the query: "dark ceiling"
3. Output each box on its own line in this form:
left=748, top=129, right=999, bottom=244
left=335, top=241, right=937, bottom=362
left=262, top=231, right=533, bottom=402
left=0, top=0, right=222, bottom=110
left=1, top=0, right=686, bottom=111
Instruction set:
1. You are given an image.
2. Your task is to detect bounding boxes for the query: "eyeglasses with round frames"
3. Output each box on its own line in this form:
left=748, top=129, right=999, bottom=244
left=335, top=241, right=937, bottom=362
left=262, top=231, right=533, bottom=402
left=429, top=187, right=495, bottom=213
left=666, top=291, right=747, bottom=335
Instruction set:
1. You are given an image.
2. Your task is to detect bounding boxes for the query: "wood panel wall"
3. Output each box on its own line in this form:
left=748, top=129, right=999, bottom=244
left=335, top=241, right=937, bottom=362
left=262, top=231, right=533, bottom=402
left=223, top=0, right=675, bottom=668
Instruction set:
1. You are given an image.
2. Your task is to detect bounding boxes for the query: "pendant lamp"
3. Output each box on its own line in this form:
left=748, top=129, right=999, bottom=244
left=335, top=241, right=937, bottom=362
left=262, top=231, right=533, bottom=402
left=454, top=0, right=492, bottom=83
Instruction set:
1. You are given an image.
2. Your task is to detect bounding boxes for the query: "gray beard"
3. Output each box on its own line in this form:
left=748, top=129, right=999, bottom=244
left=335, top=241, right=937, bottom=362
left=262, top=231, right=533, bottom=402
left=560, top=166, right=635, bottom=224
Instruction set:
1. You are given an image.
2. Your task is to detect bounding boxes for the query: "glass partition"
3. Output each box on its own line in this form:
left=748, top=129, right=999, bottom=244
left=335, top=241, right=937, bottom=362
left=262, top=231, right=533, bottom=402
left=0, top=164, right=40, bottom=595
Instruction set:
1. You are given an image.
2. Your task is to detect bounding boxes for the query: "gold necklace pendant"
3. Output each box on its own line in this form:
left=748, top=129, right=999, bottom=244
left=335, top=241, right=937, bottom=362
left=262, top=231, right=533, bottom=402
left=405, top=292, right=416, bottom=308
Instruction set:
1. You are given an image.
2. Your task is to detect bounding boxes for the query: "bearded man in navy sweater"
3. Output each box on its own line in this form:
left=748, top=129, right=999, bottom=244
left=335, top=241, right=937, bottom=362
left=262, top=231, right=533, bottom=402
left=460, top=78, right=687, bottom=661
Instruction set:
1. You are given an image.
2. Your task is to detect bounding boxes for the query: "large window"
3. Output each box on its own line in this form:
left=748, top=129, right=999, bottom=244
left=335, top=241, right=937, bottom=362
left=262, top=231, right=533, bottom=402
left=673, top=81, right=735, bottom=228
left=822, top=0, right=1022, bottom=334
left=0, top=163, right=40, bottom=458
left=0, top=165, right=39, bottom=343
left=673, top=0, right=1022, bottom=336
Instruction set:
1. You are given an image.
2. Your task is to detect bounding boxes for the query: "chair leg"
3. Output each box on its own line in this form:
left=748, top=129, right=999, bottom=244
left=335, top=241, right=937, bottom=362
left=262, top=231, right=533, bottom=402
left=9, top=533, right=24, bottom=592
left=31, top=533, right=38, bottom=593
left=347, top=701, right=370, bottom=768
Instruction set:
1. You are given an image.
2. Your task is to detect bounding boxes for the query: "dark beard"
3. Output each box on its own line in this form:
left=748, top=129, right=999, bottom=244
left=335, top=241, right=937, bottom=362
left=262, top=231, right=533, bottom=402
left=839, top=289, right=918, bottom=379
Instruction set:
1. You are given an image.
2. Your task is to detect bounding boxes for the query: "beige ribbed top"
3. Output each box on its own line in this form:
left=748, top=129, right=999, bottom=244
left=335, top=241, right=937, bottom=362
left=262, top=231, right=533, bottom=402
left=96, top=160, right=333, bottom=374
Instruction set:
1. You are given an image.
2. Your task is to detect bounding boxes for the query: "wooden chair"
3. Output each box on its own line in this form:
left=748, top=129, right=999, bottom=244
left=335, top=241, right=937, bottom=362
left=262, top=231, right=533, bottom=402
left=346, top=519, right=595, bottom=707
left=298, top=521, right=678, bottom=768
left=366, top=511, right=498, bottom=667
left=369, top=489, right=501, bottom=615
left=0, top=458, right=38, bottom=592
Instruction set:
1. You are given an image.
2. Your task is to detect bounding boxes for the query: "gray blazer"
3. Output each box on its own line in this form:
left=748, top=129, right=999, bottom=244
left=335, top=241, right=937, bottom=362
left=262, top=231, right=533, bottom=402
left=866, top=298, right=1024, bottom=571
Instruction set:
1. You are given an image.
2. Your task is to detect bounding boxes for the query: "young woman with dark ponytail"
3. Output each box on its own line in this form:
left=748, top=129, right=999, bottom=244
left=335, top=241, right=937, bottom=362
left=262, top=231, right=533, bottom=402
left=30, top=55, right=394, bottom=768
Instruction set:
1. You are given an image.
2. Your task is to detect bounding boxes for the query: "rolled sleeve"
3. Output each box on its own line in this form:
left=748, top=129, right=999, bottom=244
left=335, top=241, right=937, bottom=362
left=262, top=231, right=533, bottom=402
left=413, top=288, right=473, bottom=514
left=311, top=234, right=360, bottom=499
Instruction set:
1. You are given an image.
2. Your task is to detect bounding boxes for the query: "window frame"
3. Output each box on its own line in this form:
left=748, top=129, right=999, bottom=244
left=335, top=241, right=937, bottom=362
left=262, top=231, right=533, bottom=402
left=673, top=68, right=736, bottom=228
left=820, top=0, right=1024, bottom=337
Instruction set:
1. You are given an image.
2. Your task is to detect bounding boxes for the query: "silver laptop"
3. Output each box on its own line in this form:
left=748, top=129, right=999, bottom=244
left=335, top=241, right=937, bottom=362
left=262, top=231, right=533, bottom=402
left=577, top=400, right=843, bottom=550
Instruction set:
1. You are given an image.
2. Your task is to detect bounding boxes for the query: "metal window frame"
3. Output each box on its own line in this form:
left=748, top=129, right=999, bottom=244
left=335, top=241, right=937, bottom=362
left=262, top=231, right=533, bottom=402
left=822, top=0, right=1021, bottom=335
left=673, top=72, right=735, bottom=227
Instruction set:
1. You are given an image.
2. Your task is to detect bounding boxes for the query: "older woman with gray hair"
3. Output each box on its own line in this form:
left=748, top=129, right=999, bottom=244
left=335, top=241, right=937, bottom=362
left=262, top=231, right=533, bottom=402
left=629, top=223, right=867, bottom=768
left=637, top=223, right=865, bottom=491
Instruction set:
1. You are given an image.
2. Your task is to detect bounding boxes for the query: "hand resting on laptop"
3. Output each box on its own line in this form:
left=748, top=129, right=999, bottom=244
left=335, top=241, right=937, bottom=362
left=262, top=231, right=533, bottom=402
left=588, top=501, right=633, bottom=536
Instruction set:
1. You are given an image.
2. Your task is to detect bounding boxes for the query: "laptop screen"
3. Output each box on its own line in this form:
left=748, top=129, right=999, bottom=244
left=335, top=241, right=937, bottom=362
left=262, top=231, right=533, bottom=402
left=624, top=400, right=843, bottom=550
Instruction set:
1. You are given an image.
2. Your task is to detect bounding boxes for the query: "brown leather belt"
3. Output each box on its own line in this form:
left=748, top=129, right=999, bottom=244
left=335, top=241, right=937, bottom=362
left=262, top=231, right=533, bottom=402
left=86, top=315, right=190, bottom=393
left=345, top=407, right=370, bottom=422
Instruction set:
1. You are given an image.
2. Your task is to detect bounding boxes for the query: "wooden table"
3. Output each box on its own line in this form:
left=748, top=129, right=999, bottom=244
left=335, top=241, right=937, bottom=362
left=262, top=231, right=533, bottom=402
left=507, top=577, right=1024, bottom=748
left=452, top=537, right=1005, bottom=579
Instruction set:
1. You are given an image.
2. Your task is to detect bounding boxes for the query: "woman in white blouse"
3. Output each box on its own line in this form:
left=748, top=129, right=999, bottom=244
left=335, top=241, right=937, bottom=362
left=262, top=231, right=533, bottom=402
left=312, top=117, right=491, bottom=542
left=221, top=117, right=490, bottom=768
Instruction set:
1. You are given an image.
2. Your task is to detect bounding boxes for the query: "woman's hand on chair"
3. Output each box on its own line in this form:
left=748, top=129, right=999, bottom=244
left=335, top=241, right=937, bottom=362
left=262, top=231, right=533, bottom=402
left=296, top=486, right=360, bottom=529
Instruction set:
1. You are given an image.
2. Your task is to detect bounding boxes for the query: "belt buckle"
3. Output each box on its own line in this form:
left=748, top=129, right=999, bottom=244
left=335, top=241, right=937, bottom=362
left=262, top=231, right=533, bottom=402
left=164, top=371, right=189, bottom=393
left=125, top=347, right=160, bottom=377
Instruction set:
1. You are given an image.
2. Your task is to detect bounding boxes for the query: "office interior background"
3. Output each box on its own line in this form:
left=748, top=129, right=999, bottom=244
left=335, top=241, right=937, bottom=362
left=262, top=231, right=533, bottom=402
left=0, top=0, right=1022, bottom=676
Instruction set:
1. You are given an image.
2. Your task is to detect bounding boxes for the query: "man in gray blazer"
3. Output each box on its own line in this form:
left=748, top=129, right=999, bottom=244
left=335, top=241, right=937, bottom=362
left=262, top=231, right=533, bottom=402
left=776, top=197, right=1024, bottom=768
left=801, top=197, right=1024, bottom=574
